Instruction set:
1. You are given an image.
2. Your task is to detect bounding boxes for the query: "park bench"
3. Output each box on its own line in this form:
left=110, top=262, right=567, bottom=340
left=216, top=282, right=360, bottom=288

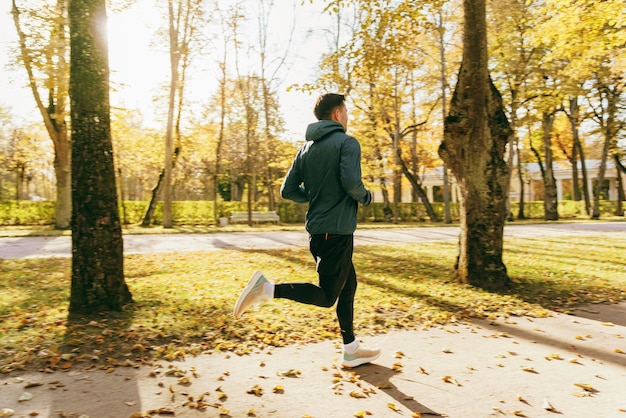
left=229, top=210, right=280, bottom=224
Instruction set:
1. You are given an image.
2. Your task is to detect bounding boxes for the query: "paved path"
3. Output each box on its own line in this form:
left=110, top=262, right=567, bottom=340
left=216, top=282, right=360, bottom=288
left=1, top=221, right=625, bottom=259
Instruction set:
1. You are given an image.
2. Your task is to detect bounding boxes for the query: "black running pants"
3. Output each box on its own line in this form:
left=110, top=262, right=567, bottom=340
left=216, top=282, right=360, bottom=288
left=274, top=233, right=357, bottom=344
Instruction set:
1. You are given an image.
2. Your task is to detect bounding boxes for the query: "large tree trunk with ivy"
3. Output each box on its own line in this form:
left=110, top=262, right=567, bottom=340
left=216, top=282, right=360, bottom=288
left=68, top=0, right=132, bottom=314
left=438, top=0, right=511, bottom=290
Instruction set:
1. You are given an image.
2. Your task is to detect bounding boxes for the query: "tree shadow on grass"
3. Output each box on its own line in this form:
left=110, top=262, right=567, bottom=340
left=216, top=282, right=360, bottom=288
left=253, top=242, right=625, bottom=326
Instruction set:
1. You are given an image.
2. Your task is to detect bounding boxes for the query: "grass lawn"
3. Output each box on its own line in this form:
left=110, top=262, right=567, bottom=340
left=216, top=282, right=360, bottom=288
left=1, top=232, right=625, bottom=373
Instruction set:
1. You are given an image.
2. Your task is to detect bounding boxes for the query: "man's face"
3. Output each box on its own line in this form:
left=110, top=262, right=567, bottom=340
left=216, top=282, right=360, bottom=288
left=334, top=104, right=349, bottom=131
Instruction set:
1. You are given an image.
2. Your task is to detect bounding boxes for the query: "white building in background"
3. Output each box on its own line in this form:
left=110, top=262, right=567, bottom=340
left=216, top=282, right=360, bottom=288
left=374, top=160, right=624, bottom=203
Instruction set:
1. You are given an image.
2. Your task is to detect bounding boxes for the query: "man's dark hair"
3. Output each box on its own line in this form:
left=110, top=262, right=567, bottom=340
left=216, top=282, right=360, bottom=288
left=313, top=93, right=345, bottom=120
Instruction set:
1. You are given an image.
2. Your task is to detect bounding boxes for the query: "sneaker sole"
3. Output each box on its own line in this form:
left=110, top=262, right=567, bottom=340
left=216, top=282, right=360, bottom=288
left=233, top=271, right=264, bottom=319
left=342, top=351, right=381, bottom=368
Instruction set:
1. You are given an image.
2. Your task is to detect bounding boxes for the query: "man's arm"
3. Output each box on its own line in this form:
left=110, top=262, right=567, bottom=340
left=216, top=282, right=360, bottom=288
left=280, top=156, right=308, bottom=203
left=340, top=136, right=371, bottom=206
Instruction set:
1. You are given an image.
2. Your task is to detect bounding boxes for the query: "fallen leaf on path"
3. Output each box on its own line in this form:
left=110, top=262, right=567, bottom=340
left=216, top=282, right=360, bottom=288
left=272, top=385, right=284, bottom=393
left=246, top=384, right=263, bottom=396
left=542, top=398, right=557, bottom=412
left=350, top=390, right=367, bottom=399
left=18, top=392, right=33, bottom=402
left=574, top=383, right=597, bottom=393
left=277, top=369, right=301, bottom=377
left=0, top=409, right=16, bottom=417
left=388, top=402, right=399, bottom=411
left=442, top=376, right=461, bottom=386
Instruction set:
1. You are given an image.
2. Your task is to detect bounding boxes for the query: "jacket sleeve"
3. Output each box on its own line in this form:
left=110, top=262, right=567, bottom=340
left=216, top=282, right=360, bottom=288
left=280, top=154, right=308, bottom=203
left=340, top=136, right=372, bottom=206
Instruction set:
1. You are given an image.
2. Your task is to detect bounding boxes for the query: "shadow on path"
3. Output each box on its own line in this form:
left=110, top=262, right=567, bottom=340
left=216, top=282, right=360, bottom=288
left=358, top=363, right=443, bottom=416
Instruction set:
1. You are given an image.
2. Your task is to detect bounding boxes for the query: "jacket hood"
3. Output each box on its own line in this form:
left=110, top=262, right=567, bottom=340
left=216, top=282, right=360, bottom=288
left=305, top=120, right=345, bottom=142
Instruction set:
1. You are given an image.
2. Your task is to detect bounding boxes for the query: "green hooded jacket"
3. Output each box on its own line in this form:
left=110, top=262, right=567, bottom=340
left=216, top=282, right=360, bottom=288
left=280, top=120, right=371, bottom=235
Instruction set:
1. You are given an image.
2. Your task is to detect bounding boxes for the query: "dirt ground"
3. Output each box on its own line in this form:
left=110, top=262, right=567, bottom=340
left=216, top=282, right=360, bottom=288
left=1, top=302, right=625, bottom=418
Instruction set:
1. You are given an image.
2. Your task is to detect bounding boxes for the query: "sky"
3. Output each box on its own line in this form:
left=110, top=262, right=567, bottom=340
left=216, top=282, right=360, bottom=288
left=0, top=0, right=334, bottom=138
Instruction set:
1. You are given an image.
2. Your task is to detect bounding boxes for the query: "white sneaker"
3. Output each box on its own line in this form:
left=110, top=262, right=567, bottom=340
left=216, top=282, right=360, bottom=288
left=342, top=344, right=381, bottom=368
left=233, top=271, right=272, bottom=319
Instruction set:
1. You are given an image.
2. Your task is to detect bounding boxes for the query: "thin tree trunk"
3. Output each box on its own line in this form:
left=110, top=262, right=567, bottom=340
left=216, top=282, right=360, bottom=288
left=568, top=97, right=591, bottom=214
left=591, top=126, right=612, bottom=219
left=12, top=0, right=72, bottom=229
left=615, top=154, right=624, bottom=216
left=437, top=9, right=452, bottom=224
left=396, top=149, right=440, bottom=222
left=541, top=112, right=559, bottom=221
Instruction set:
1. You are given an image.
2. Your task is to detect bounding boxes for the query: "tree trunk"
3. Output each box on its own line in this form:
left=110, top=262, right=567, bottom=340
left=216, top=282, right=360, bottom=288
left=141, top=147, right=180, bottom=227
left=567, top=97, right=591, bottom=215
left=437, top=8, right=452, bottom=224
left=541, top=112, right=559, bottom=221
left=516, top=150, right=526, bottom=219
left=438, top=0, right=511, bottom=290
left=68, top=0, right=131, bottom=314
left=12, top=0, right=72, bottom=229
left=396, top=149, right=440, bottom=222
left=615, top=154, right=624, bottom=217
